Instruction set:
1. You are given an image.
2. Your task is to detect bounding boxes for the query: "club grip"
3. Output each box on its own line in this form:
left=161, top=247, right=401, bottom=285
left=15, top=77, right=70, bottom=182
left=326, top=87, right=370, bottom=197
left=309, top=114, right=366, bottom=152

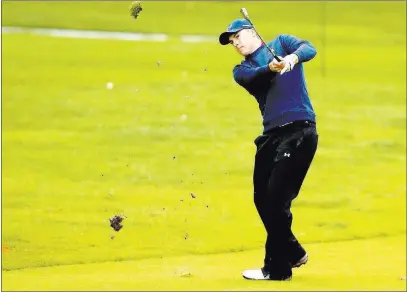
left=270, top=48, right=282, bottom=62
left=274, top=55, right=282, bottom=62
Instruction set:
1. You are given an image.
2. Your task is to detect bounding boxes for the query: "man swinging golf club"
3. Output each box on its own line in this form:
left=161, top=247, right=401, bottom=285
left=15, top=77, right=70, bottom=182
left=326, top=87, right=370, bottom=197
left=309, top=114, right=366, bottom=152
left=219, top=13, right=319, bottom=281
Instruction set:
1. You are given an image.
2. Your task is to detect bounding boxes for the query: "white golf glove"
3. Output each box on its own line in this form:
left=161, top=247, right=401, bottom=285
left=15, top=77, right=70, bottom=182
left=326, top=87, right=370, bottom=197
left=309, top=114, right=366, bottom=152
left=280, top=54, right=299, bottom=75
left=269, top=54, right=299, bottom=74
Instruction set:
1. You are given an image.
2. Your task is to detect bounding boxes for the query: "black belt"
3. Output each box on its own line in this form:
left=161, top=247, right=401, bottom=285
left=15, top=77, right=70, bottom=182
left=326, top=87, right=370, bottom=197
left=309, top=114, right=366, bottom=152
left=279, top=120, right=315, bottom=128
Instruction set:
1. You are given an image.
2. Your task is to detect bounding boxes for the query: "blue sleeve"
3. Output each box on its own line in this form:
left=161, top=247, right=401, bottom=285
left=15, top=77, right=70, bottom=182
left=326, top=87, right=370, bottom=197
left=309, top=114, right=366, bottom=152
left=233, top=64, right=271, bottom=86
left=279, top=34, right=317, bottom=63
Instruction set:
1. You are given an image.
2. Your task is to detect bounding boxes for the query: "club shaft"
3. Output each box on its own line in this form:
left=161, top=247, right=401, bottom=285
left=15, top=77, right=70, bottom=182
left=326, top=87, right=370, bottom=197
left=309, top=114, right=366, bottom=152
left=240, top=9, right=282, bottom=62
left=252, top=28, right=281, bottom=61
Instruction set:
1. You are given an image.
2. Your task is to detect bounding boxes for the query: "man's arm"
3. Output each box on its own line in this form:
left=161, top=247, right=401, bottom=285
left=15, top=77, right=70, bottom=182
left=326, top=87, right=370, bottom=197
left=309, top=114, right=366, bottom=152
left=271, top=34, right=317, bottom=75
left=233, top=64, right=278, bottom=86
left=279, top=34, right=317, bottom=63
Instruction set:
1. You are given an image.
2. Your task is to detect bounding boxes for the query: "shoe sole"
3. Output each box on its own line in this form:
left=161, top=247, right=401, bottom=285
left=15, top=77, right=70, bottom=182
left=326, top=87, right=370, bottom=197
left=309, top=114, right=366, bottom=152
left=292, top=253, right=308, bottom=268
left=243, top=275, right=292, bottom=281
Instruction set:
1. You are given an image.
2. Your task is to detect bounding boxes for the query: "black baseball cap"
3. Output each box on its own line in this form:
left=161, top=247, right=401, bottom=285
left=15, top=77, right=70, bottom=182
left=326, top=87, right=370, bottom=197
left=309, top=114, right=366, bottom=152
left=219, top=19, right=254, bottom=45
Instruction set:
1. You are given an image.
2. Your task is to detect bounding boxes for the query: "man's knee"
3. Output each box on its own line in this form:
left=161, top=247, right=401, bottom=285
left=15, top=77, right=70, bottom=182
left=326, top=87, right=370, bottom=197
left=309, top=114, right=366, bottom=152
left=270, top=201, right=292, bottom=217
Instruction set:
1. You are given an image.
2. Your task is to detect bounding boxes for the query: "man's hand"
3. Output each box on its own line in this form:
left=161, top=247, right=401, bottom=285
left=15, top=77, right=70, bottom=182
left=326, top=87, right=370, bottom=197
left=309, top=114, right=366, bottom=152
left=269, top=56, right=285, bottom=72
left=269, top=54, right=299, bottom=75
left=280, top=54, right=299, bottom=75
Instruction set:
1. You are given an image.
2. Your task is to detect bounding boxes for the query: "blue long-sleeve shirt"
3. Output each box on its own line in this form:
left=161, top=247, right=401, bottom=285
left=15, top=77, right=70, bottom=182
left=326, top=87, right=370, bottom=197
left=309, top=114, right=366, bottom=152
left=233, top=34, right=317, bottom=133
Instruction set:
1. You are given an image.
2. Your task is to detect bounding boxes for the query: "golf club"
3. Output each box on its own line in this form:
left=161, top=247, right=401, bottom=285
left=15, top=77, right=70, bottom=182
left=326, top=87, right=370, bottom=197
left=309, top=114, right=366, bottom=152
left=240, top=8, right=282, bottom=62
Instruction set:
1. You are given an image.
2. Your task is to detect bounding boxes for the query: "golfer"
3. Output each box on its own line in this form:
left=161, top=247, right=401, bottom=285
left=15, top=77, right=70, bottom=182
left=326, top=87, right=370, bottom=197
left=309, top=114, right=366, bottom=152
left=219, top=19, right=319, bottom=281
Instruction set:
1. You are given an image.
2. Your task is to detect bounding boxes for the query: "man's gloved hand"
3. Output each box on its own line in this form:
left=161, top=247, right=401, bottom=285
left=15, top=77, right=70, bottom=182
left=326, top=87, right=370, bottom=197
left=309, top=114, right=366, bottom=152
left=269, top=54, right=299, bottom=75
left=280, top=54, right=299, bottom=75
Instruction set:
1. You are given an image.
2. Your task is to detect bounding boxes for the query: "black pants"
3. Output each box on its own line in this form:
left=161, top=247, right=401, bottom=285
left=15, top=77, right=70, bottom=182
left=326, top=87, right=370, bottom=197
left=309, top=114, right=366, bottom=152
left=253, top=120, right=318, bottom=276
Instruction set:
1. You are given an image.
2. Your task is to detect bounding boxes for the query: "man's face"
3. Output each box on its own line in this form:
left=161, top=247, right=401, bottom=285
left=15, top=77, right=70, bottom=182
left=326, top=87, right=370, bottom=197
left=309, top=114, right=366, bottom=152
left=228, top=29, right=257, bottom=56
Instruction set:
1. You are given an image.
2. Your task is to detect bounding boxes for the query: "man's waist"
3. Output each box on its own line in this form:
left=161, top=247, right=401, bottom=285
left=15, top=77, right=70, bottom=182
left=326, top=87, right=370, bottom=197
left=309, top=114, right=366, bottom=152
left=263, top=110, right=316, bottom=134
left=279, top=120, right=315, bottom=128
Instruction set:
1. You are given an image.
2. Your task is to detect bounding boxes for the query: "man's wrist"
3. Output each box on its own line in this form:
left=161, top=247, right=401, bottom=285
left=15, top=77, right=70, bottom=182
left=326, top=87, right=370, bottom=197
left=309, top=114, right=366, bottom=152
left=291, top=54, right=299, bottom=64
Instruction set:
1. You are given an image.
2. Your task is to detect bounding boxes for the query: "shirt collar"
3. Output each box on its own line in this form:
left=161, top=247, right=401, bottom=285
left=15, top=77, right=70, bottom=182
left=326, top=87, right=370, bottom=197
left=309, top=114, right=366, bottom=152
left=245, top=43, right=265, bottom=60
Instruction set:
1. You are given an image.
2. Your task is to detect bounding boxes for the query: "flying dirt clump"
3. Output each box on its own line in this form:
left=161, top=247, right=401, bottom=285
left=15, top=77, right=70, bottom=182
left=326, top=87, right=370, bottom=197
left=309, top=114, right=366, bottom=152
left=129, top=1, right=143, bottom=19
left=109, top=215, right=126, bottom=231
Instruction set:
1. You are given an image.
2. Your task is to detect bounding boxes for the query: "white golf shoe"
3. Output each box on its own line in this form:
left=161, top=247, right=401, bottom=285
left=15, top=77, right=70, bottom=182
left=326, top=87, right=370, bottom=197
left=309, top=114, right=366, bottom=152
left=242, top=268, right=292, bottom=281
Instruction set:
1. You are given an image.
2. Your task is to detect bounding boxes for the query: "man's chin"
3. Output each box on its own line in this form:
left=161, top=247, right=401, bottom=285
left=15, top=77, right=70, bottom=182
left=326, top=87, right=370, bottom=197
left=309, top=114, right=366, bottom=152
left=239, top=50, right=249, bottom=56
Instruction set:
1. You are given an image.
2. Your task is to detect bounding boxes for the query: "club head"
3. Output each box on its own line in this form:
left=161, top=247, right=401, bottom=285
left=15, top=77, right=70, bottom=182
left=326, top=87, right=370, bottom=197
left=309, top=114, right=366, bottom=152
left=240, top=8, right=249, bottom=20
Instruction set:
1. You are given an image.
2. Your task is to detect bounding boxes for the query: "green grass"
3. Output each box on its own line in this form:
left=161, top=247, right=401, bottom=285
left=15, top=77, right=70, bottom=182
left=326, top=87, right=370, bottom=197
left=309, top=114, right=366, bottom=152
left=3, top=235, right=406, bottom=290
left=1, top=1, right=406, bottom=290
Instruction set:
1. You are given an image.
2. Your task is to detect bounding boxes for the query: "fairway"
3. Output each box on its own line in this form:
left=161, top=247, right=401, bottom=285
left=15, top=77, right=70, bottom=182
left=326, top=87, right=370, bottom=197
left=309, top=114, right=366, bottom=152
left=1, top=1, right=406, bottom=291
left=3, top=235, right=406, bottom=290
